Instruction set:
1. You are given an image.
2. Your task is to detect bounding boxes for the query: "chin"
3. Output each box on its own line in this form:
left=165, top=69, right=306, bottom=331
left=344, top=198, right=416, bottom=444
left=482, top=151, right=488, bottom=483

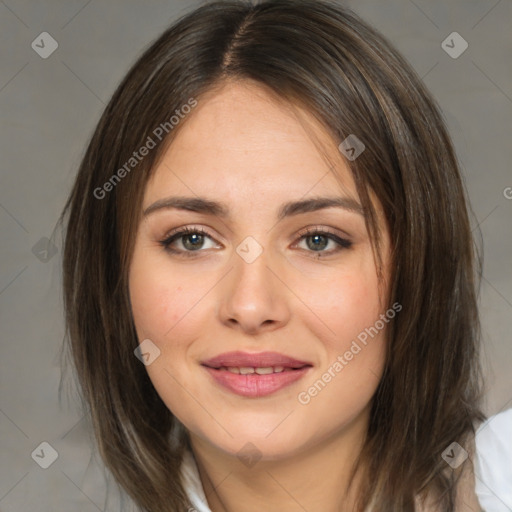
left=194, top=423, right=312, bottom=462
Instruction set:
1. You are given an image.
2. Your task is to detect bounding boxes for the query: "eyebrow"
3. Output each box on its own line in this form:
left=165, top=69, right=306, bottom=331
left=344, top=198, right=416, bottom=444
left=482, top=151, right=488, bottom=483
left=143, top=195, right=364, bottom=220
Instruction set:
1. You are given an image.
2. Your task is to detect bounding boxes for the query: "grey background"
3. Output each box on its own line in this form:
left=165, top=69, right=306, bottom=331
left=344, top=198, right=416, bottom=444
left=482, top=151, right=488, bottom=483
left=0, top=0, right=510, bottom=510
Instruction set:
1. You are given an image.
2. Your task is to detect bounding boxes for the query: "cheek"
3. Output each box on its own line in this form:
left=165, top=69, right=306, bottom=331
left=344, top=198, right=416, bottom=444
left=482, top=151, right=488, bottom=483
left=304, top=261, right=382, bottom=350
left=298, top=260, right=387, bottom=405
left=128, top=256, right=206, bottom=414
left=129, top=253, right=201, bottom=346
left=295, top=275, right=387, bottom=426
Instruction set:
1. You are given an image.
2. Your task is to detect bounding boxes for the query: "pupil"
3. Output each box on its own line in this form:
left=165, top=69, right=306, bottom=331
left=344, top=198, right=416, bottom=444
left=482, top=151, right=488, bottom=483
left=184, top=233, right=203, bottom=250
left=307, top=234, right=327, bottom=251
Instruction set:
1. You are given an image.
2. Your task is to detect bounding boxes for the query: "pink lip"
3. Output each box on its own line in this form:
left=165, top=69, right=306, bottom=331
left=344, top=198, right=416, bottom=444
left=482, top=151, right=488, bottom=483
left=201, top=351, right=311, bottom=369
left=201, top=351, right=313, bottom=398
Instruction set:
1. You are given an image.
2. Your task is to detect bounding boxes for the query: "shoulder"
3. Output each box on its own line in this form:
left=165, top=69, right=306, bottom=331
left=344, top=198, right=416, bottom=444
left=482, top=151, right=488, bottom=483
left=419, top=411, right=512, bottom=512
left=474, top=408, right=512, bottom=511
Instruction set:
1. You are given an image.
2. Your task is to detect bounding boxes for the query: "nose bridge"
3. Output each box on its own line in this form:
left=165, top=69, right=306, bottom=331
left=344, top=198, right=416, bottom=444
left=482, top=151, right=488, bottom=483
left=232, top=236, right=274, bottom=305
left=218, top=235, right=289, bottom=332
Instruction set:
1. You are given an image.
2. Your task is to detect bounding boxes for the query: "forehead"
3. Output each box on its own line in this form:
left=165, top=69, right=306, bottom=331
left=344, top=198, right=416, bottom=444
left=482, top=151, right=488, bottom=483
left=144, top=80, right=357, bottom=205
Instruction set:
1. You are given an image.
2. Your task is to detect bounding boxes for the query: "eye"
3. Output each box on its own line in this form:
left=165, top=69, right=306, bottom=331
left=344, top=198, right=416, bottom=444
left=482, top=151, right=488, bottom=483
left=159, top=227, right=220, bottom=256
left=159, top=226, right=352, bottom=258
left=294, top=227, right=352, bottom=255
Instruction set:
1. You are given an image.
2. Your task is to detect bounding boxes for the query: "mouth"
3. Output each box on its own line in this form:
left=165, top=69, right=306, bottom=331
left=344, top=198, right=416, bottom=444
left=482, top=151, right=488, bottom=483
left=207, top=365, right=308, bottom=374
left=201, top=350, right=312, bottom=369
left=201, top=351, right=313, bottom=397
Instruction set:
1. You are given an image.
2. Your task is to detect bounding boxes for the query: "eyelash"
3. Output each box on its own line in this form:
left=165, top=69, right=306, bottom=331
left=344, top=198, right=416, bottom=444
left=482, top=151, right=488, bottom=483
left=159, top=226, right=352, bottom=258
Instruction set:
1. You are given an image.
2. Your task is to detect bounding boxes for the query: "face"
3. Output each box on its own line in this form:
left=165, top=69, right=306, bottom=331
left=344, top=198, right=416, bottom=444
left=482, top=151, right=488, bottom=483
left=128, top=80, right=391, bottom=461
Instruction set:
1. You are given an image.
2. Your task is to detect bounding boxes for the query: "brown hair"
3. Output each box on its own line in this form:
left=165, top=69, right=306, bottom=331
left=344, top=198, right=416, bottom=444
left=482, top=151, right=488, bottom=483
left=57, top=1, right=486, bottom=510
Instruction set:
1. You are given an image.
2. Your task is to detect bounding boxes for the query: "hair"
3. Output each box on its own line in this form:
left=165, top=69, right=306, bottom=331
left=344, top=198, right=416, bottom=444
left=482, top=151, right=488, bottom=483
left=57, top=0, right=486, bottom=510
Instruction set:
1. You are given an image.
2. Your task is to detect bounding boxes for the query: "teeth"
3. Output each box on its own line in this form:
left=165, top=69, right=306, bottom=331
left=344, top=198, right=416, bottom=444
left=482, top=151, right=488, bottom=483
left=255, top=367, right=274, bottom=375
left=221, top=366, right=289, bottom=374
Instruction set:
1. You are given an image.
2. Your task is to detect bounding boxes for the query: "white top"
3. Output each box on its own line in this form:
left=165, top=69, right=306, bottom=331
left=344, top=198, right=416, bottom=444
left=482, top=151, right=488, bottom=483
left=180, top=409, right=512, bottom=511
left=474, top=408, right=512, bottom=511
left=180, top=449, right=213, bottom=512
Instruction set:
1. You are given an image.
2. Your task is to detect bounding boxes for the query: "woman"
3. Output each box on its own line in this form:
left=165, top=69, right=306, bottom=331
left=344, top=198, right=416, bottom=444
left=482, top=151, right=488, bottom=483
left=58, top=1, right=495, bottom=510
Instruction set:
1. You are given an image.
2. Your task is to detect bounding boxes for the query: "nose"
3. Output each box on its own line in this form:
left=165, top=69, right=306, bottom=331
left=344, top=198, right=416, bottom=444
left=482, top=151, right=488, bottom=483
left=217, top=246, right=291, bottom=335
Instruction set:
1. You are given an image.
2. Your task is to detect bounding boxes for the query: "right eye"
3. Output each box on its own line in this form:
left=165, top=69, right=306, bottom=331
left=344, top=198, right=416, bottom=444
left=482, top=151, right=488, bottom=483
left=159, top=226, right=221, bottom=256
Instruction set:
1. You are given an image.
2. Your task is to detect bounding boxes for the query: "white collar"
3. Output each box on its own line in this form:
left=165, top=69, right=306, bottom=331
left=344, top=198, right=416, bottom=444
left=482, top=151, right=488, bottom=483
left=180, top=449, right=213, bottom=512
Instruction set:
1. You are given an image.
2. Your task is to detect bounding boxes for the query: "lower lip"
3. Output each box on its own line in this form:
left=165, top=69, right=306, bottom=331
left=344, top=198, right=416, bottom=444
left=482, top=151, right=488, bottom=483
left=202, top=366, right=311, bottom=397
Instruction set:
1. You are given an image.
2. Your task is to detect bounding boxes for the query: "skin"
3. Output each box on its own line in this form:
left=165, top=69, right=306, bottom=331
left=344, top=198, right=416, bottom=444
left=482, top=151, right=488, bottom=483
left=128, top=79, right=400, bottom=511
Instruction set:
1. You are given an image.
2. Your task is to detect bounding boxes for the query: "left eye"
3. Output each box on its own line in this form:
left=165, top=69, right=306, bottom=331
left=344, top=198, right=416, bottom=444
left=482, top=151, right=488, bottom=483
left=295, top=230, right=352, bottom=253
left=159, top=227, right=352, bottom=256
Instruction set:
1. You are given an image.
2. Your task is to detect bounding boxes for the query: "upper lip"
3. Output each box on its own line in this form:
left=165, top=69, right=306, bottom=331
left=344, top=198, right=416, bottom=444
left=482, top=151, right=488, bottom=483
left=202, top=351, right=312, bottom=369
